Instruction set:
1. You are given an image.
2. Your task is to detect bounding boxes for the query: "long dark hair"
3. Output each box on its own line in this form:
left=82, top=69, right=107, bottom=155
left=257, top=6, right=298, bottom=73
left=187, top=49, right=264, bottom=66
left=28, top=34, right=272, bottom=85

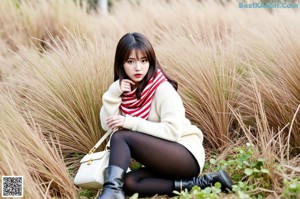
left=114, top=32, right=178, bottom=99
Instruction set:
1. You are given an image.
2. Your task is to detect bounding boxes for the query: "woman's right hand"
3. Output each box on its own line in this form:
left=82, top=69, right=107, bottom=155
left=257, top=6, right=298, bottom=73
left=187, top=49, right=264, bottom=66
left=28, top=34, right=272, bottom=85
left=120, top=79, right=135, bottom=93
left=106, top=115, right=125, bottom=129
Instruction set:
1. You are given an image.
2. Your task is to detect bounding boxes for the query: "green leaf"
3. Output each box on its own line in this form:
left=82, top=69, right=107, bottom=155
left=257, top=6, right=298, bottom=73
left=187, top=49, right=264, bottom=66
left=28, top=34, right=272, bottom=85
left=215, top=188, right=222, bottom=194
left=258, top=194, right=264, bottom=199
left=253, top=168, right=260, bottom=173
left=129, top=193, right=139, bottom=199
left=214, top=182, right=222, bottom=188
left=243, top=160, right=250, bottom=166
left=203, top=187, right=212, bottom=194
left=289, top=183, right=298, bottom=189
left=261, top=168, right=269, bottom=174
left=172, top=190, right=181, bottom=195
left=245, top=168, right=253, bottom=176
left=210, top=158, right=217, bottom=164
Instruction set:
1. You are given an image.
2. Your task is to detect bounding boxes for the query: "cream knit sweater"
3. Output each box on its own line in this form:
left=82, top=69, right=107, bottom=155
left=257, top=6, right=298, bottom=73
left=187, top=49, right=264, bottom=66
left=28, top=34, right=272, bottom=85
left=100, top=80, right=205, bottom=175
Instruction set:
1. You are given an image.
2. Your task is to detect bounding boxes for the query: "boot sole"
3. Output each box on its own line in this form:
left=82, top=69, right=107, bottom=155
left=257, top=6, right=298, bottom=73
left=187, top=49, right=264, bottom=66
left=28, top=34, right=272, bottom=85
left=219, top=170, right=233, bottom=192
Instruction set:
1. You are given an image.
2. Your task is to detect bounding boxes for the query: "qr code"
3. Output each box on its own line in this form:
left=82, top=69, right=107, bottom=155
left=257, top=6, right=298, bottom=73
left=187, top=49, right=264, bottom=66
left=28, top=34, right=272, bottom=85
left=2, top=176, right=23, bottom=197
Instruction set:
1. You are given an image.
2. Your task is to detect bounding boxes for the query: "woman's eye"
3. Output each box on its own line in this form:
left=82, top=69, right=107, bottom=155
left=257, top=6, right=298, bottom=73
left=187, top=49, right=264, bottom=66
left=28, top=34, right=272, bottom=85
left=127, top=60, right=134, bottom=64
left=142, top=59, right=148, bottom=63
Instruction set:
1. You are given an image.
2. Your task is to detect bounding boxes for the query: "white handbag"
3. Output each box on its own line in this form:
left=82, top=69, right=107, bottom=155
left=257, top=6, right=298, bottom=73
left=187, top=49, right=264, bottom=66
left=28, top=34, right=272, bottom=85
left=74, top=130, right=112, bottom=189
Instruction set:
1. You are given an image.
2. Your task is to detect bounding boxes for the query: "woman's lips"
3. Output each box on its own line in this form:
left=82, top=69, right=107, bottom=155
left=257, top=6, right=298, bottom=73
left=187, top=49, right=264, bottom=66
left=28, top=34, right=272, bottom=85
left=134, top=74, right=142, bottom=78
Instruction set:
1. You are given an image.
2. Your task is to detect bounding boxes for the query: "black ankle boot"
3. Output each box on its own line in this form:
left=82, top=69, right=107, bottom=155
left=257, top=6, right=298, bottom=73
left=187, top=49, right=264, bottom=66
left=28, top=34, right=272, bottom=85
left=174, top=170, right=233, bottom=193
left=96, top=165, right=125, bottom=199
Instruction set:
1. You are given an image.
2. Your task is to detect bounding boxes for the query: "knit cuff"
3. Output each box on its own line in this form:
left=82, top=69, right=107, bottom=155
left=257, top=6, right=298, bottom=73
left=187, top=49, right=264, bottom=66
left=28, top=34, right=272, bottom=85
left=110, top=80, right=123, bottom=97
left=123, top=115, right=136, bottom=130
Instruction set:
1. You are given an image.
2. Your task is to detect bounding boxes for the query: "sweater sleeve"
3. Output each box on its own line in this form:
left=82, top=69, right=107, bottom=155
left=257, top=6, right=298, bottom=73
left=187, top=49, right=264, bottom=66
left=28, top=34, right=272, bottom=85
left=100, top=80, right=123, bottom=131
left=122, top=82, right=184, bottom=142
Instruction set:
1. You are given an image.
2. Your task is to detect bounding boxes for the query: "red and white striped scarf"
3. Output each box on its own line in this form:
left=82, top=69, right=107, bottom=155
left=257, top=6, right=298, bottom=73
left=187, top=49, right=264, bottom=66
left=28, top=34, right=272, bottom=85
left=120, top=69, right=167, bottom=120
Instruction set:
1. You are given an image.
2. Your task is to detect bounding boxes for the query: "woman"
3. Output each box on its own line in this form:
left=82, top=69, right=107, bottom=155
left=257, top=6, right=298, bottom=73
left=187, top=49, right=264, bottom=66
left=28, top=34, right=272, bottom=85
left=97, top=32, right=233, bottom=199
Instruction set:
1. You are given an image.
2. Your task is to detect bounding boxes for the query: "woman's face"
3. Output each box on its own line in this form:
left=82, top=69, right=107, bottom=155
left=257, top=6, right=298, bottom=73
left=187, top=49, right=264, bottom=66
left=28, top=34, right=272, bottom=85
left=123, top=49, right=150, bottom=84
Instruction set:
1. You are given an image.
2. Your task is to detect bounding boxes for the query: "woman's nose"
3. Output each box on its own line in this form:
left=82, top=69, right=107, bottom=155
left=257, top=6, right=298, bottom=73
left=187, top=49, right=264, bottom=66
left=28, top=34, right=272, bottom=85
left=135, top=62, right=141, bottom=71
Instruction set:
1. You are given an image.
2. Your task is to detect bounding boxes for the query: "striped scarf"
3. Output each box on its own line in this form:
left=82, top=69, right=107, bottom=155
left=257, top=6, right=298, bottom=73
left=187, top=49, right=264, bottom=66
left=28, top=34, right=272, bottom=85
left=120, top=70, right=167, bottom=119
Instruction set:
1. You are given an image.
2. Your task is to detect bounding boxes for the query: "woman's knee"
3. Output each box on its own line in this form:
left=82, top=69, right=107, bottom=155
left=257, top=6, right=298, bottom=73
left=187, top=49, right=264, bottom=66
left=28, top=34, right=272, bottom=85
left=110, top=130, right=129, bottom=143
left=123, top=173, right=137, bottom=196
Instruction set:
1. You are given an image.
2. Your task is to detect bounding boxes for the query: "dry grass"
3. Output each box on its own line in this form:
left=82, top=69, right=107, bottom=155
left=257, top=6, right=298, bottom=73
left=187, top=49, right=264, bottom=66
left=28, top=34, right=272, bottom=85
left=0, top=0, right=97, bottom=49
left=0, top=0, right=299, bottom=198
left=234, top=12, right=300, bottom=153
left=227, top=78, right=300, bottom=197
left=157, top=32, right=240, bottom=148
left=0, top=89, right=77, bottom=198
left=2, top=34, right=115, bottom=171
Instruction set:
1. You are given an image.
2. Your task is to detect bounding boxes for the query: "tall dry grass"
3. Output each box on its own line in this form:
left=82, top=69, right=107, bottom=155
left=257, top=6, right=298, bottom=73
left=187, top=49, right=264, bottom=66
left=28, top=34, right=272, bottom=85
left=0, top=0, right=299, bottom=198
left=2, top=34, right=115, bottom=170
left=227, top=76, right=300, bottom=197
left=156, top=32, right=241, bottom=148
left=0, top=0, right=97, bottom=50
left=235, top=13, right=300, bottom=153
left=0, top=89, right=76, bottom=198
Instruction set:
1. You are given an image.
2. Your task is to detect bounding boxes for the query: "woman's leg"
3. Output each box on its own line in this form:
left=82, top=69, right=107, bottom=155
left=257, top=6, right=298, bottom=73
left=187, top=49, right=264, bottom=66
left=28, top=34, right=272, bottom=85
left=123, top=167, right=174, bottom=196
left=109, top=130, right=200, bottom=197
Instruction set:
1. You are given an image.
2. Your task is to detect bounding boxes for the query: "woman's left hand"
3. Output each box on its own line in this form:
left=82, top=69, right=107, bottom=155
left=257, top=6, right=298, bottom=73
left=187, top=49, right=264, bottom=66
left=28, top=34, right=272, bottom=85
left=106, top=115, right=125, bottom=129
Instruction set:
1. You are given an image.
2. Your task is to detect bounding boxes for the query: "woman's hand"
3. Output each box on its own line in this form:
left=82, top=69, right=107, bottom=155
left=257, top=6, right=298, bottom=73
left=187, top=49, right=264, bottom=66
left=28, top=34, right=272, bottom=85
left=106, top=115, right=125, bottom=130
left=120, top=79, right=135, bottom=93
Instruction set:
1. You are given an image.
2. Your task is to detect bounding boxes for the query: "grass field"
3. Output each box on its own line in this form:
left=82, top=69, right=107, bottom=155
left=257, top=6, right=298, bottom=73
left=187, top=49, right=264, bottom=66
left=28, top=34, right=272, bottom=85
left=0, top=0, right=299, bottom=198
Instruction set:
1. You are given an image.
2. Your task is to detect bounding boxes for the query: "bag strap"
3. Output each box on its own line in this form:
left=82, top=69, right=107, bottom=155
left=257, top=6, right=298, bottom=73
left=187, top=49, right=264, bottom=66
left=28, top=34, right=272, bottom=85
left=88, top=130, right=113, bottom=154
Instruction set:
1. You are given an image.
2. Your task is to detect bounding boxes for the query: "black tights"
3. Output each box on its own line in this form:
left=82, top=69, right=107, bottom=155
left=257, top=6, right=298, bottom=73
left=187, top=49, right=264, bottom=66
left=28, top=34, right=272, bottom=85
left=109, top=130, right=200, bottom=197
